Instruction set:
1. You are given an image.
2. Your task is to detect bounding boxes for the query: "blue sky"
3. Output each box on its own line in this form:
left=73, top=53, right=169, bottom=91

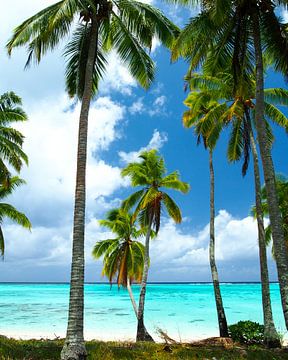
left=0, top=1, right=287, bottom=282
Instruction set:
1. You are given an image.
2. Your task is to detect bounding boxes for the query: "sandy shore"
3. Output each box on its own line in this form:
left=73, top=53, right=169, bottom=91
left=1, top=328, right=217, bottom=343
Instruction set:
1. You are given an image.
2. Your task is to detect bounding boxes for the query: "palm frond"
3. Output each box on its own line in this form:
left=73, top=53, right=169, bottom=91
left=264, top=102, right=288, bottom=132
left=110, top=12, right=155, bottom=89
left=64, top=23, right=107, bottom=99
left=7, top=0, right=78, bottom=66
left=0, top=203, right=31, bottom=229
left=162, top=193, right=182, bottom=223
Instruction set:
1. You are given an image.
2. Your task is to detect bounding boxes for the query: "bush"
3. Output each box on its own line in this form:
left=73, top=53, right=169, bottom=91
left=228, top=320, right=264, bottom=344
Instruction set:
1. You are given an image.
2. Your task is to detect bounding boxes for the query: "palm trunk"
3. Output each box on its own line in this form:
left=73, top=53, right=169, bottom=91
left=61, top=15, right=99, bottom=360
left=248, top=119, right=280, bottom=347
left=127, top=277, right=150, bottom=336
left=136, top=215, right=154, bottom=342
left=209, top=150, right=229, bottom=338
left=127, top=277, right=138, bottom=318
left=252, top=8, right=288, bottom=331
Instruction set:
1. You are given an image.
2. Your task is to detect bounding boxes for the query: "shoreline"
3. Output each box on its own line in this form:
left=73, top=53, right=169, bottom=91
left=0, top=329, right=217, bottom=343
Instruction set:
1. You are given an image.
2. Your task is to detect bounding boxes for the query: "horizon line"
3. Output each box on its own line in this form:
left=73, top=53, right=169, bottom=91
left=0, top=281, right=280, bottom=284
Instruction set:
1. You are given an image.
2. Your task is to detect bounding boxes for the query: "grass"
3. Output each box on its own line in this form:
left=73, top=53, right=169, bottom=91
left=1, top=336, right=288, bottom=359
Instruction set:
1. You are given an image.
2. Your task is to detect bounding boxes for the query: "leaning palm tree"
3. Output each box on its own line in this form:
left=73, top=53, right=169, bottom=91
left=183, top=95, right=228, bottom=337
left=172, top=0, right=288, bottom=330
left=0, top=92, right=28, bottom=179
left=0, top=175, right=31, bottom=257
left=121, top=149, right=189, bottom=341
left=184, top=71, right=288, bottom=345
left=92, top=208, right=151, bottom=331
left=7, top=2, right=179, bottom=357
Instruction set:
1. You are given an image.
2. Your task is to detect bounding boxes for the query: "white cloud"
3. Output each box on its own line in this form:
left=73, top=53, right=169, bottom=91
left=150, top=210, right=266, bottom=277
left=7, top=95, right=128, bottom=229
left=129, top=98, right=145, bottom=115
left=99, top=52, right=137, bottom=96
left=119, top=129, right=168, bottom=163
left=3, top=208, right=274, bottom=282
left=148, top=95, right=167, bottom=116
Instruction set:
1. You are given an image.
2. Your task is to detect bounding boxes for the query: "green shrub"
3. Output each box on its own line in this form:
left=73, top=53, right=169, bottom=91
left=228, top=320, right=265, bottom=344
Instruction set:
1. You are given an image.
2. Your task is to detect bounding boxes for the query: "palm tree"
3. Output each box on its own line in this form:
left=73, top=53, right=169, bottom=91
left=0, top=92, right=28, bottom=179
left=183, top=94, right=228, bottom=337
left=172, top=0, right=288, bottom=330
left=7, top=2, right=179, bottom=357
left=92, top=208, right=151, bottom=328
left=0, top=175, right=31, bottom=257
left=184, top=71, right=288, bottom=345
left=121, top=149, right=189, bottom=341
left=254, top=175, right=288, bottom=260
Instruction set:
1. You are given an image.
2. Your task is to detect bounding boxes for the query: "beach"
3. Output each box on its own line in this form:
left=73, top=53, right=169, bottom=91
left=0, top=283, right=286, bottom=342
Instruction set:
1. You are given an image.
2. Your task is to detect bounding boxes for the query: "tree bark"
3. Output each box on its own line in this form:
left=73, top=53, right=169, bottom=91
left=252, top=7, right=288, bottom=331
left=61, top=15, right=99, bottom=360
left=136, top=215, right=154, bottom=342
left=127, top=277, right=138, bottom=318
left=127, top=277, right=150, bottom=337
left=209, top=150, right=229, bottom=338
left=247, top=113, right=280, bottom=347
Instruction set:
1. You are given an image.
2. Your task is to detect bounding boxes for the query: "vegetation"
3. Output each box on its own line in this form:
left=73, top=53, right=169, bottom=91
left=0, top=91, right=31, bottom=257
left=7, top=0, right=179, bottom=357
left=1, top=336, right=288, bottom=360
left=173, top=0, right=288, bottom=332
left=182, top=86, right=228, bottom=337
left=121, top=150, right=189, bottom=341
left=229, top=321, right=266, bottom=345
left=2, top=0, right=288, bottom=356
left=0, top=92, right=28, bottom=181
left=92, top=208, right=146, bottom=319
left=257, top=176, right=288, bottom=259
left=183, top=71, right=288, bottom=346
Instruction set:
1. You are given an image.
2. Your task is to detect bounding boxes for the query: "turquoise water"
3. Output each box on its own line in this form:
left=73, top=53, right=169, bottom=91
left=0, top=283, right=286, bottom=340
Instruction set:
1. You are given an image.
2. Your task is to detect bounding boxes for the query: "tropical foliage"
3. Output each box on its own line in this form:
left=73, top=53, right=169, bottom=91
left=253, top=175, right=288, bottom=258
left=3, top=0, right=288, bottom=353
left=0, top=92, right=28, bottom=179
left=122, top=149, right=189, bottom=341
left=92, top=208, right=146, bottom=288
left=0, top=175, right=31, bottom=257
left=173, top=0, right=288, bottom=330
left=7, top=1, right=180, bottom=357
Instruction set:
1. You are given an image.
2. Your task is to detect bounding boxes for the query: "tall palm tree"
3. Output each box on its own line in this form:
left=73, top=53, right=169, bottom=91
left=0, top=175, right=31, bottom=257
left=183, top=95, right=228, bottom=337
left=0, top=92, right=28, bottom=179
left=172, top=0, right=288, bottom=330
left=92, top=208, right=152, bottom=330
left=184, top=71, right=288, bottom=345
left=254, top=176, right=288, bottom=260
left=121, top=149, right=189, bottom=341
left=7, top=2, right=179, bottom=358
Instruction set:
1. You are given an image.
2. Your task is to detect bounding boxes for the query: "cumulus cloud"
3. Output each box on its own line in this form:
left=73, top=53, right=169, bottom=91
left=119, top=129, right=168, bottom=163
left=148, top=210, right=274, bottom=281
left=129, top=98, right=145, bottom=115
left=9, top=95, right=127, bottom=226
left=3, top=208, right=276, bottom=282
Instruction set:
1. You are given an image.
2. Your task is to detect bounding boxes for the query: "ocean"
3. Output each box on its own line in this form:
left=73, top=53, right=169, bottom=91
left=0, top=283, right=286, bottom=341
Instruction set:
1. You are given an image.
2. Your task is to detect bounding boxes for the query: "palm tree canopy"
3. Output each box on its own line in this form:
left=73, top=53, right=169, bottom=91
left=92, top=208, right=146, bottom=286
left=0, top=176, right=31, bottom=257
left=172, top=1, right=288, bottom=92
left=183, top=72, right=288, bottom=175
left=121, top=149, right=189, bottom=233
left=0, top=92, right=28, bottom=175
left=252, top=175, right=288, bottom=257
left=7, top=0, right=179, bottom=97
